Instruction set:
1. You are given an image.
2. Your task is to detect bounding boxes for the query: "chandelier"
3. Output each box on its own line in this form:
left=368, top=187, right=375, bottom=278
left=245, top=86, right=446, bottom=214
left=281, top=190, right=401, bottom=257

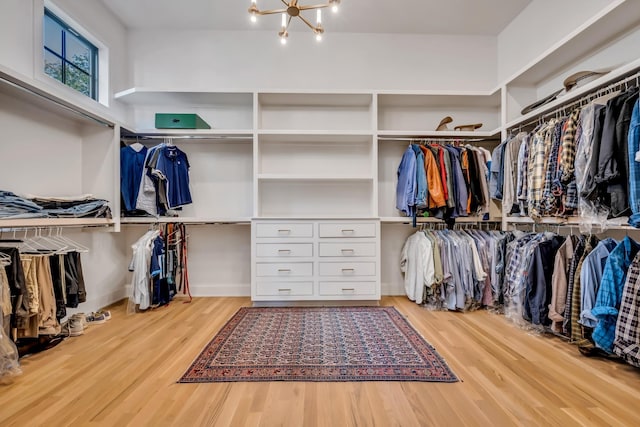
left=248, top=0, right=341, bottom=44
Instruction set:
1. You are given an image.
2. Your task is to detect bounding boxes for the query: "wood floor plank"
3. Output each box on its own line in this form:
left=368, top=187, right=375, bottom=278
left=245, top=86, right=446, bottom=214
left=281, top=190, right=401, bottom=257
left=1, top=296, right=639, bottom=426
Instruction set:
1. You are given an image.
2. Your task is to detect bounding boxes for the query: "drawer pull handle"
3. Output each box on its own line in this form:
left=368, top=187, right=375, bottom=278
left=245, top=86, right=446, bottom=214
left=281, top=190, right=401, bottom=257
left=341, top=229, right=355, bottom=234
left=342, top=288, right=355, bottom=292
left=278, top=269, right=292, bottom=273
left=277, top=229, right=291, bottom=234
left=341, top=249, right=355, bottom=253
left=278, top=288, right=291, bottom=292
left=278, top=249, right=292, bottom=254
left=341, top=268, right=355, bottom=272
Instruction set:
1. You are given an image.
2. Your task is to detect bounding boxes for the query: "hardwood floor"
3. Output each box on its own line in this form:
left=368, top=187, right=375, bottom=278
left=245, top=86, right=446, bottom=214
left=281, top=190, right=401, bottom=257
left=1, top=296, right=639, bottom=426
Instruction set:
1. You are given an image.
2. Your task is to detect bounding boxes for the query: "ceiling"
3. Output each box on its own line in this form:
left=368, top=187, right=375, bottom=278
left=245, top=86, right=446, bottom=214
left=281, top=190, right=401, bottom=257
left=100, top=0, right=532, bottom=35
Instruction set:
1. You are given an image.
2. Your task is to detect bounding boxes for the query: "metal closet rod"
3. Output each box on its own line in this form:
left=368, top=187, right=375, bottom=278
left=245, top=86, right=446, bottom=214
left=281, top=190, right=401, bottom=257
left=377, top=136, right=498, bottom=144
left=513, top=68, right=640, bottom=131
left=0, top=75, right=114, bottom=129
left=120, top=134, right=252, bottom=141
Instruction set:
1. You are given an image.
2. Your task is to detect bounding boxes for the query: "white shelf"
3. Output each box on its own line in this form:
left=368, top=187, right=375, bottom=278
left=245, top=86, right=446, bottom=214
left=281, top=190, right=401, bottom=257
left=257, top=174, right=373, bottom=182
left=130, top=128, right=252, bottom=136
left=0, top=218, right=114, bottom=228
left=256, top=215, right=379, bottom=220
left=380, top=216, right=501, bottom=224
left=505, top=0, right=640, bottom=86
left=114, top=88, right=253, bottom=106
left=258, top=92, right=372, bottom=107
left=0, top=66, right=115, bottom=128
left=377, top=130, right=501, bottom=139
left=377, top=91, right=501, bottom=134
left=120, top=217, right=251, bottom=224
left=504, top=216, right=637, bottom=231
left=377, top=92, right=501, bottom=109
left=505, top=58, right=640, bottom=129
left=257, top=130, right=373, bottom=136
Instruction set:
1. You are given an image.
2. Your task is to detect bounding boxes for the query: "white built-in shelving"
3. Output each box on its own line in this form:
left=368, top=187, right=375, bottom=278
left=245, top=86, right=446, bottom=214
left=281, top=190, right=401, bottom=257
left=0, top=66, right=119, bottom=230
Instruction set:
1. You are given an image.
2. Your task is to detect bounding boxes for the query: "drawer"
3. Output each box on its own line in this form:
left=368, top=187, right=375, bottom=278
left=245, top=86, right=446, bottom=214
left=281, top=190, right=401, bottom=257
left=255, top=223, right=313, bottom=238
left=318, top=242, right=376, bottom=257
left=318, top=223, right=376, bottom=238
left=318, top=262, right=376, bottom=277
left=256, top=243, right=313, bottom=258
left=256, top=281, right=314, bottom=296
left=319, top=281, right=377, bottom=296
left=256, top=262, right=313, bottom=277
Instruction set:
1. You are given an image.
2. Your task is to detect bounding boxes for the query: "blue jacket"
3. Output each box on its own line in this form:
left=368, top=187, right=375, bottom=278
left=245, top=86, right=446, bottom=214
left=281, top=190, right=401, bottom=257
left=396, top=145, right=417, bottom=217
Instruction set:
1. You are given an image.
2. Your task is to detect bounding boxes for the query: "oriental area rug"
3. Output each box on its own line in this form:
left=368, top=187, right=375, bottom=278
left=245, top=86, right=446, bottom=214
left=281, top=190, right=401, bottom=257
left=178, top=306, right=458, bottom=383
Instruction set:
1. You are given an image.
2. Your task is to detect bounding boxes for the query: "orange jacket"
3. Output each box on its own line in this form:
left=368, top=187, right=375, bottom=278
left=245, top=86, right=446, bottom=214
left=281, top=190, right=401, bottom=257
left=418, top=145, right=446, bottom=208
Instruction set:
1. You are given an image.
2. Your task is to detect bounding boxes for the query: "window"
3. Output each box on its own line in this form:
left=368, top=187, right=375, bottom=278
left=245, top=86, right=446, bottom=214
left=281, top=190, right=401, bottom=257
left=43, top=9, right=98, bottom=100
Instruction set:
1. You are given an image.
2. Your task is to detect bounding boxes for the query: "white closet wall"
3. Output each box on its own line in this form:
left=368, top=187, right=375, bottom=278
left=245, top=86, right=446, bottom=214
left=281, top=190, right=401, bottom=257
left=127, top=30, right=498, bottom=91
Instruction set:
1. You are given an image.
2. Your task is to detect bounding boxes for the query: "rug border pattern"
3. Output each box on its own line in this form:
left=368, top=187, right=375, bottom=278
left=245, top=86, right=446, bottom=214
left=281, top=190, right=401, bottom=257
left=178, top=306, right=458, bottom=383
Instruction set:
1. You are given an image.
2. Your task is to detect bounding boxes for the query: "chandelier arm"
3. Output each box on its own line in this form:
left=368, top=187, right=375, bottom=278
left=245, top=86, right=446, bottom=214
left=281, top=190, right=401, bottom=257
left=298, top=4, right=330, bottom=11
left=286, top=15, right=293, bottom=30
left=297, top=13, right=319, bottom=31
left=255, top=8, right=288, bottom=15
left=280, top=0, right=290, bottom=7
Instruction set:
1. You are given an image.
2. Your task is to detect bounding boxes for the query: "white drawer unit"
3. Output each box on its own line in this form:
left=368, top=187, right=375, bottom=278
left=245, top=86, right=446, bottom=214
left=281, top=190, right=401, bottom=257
left=255, top=281, right=314, bottom=296
left=256, top=243, right=313, bottom=258
left=318, top=223, right=376, bottom=238
left=255, top=222, right=314, bottom=238
left=252, top=220, right=380, bottom=301
left=319, top=262, right=376, bottom=277
left=256, top=262, right=313, bottom=277
left=319, top=281, right=377, bottom=296
left=318, top=242, right=376, bottom=257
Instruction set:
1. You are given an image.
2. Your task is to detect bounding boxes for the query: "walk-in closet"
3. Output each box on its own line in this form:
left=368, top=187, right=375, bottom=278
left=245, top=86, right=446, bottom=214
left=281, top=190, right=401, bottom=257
left=1, top=1, right=640, bottom=426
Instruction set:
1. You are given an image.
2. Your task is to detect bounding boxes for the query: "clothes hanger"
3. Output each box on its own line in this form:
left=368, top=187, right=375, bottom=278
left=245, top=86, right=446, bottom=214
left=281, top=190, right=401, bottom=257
left=29, top=228, right=69, bottom=253
left=52, top=227, right=89, bottom=253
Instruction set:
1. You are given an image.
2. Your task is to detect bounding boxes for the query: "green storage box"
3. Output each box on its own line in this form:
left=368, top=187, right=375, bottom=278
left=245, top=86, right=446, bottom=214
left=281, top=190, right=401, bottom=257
left=155, top=113, right=211, bottom=129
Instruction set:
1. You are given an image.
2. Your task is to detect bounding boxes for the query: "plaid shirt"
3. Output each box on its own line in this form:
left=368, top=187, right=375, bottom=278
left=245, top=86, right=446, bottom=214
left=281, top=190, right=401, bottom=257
left=613, top=252, right=640, bottom=367
left=563, top=236, right=587, bottom=336
left=528, top=123, right=556, bottom=219
left=560, top=109, right=582, bottom=183
left=592, top=236, right=640, bottom=353
left=542, top=120, right=564, bottom=215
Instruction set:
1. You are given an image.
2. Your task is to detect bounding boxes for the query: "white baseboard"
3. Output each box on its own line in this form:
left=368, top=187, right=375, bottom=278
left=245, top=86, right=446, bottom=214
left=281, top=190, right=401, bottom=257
left=120, top=283, right=402, bottom=298
left=123, top=283, right=251, bottom=298
left=382, top=282, right=405, bottom=296
left=189, top=284, right=251, bottom=297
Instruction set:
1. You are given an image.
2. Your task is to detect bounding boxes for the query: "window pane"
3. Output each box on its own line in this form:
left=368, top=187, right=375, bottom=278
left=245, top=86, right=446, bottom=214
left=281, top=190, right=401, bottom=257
left=66, top=33, right=91, bottom=73
left=65, top=63, right=90, bottom=97
left=43, top=15, right=63, bottom=55
left=44, top=51, right=63, bottom=82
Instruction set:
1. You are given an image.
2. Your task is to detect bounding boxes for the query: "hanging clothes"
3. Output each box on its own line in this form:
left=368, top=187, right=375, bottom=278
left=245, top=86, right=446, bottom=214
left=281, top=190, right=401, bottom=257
left=591, top=236, right=640, bottom=353
left=400, top=229, right=506, bottom=311
left=121, top=143, right=149, bottom=213
left=127, top=223, right=189, bottom=313
left=132, top=142, right=194, bottom=217
left=395, top=143, right=490, bottom=222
